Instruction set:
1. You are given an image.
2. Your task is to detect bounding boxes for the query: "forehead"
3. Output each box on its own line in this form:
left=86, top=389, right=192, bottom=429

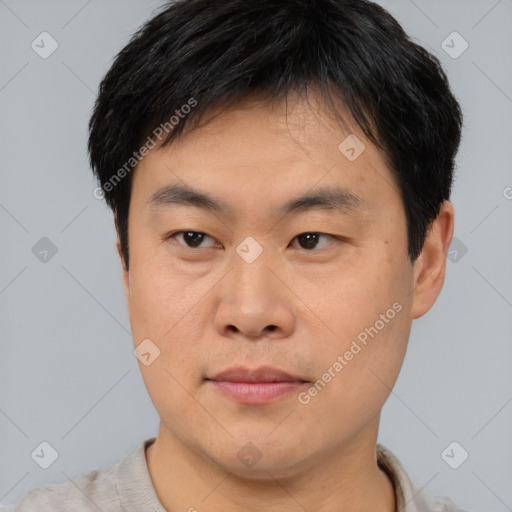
left=131, top=94, right=401, bottom=219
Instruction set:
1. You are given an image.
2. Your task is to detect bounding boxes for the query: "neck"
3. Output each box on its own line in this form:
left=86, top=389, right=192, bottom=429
left=146, top=418, right=396, bottom=512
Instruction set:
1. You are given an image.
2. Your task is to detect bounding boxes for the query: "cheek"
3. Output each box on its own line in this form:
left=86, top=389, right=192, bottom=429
left=297, top=249, right=413, bottom=416
left=126, top=249, right=214, bottom=368
left=297, top=305, right=411, bottom=443
left=127, top=255, right=197, bottom=339
left=313, top=252, right=411, bottom=348
left=128, top=267, right=205, bottom=421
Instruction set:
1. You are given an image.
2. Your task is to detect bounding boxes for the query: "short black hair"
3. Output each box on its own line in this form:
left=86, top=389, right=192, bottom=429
left=88, top=0, right=463, bottom=269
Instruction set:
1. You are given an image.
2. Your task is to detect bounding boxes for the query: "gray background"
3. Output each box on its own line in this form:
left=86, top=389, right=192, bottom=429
left=1, top=0, right=511, bottom=510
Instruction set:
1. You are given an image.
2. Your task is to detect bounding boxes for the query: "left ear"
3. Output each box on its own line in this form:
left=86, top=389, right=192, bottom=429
left=411, top=200, right=455, bottom=319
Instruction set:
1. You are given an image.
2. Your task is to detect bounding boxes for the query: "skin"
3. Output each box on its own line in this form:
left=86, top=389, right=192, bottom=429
left=117, top=92, right=454, bottom=512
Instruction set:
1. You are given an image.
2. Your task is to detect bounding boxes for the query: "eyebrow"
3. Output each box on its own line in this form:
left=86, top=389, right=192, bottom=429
left=148, top=182, right=367, bottom=218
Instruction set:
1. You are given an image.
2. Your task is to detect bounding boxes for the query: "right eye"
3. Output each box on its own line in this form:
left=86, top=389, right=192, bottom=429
left=165, top=231, right=220, bottom=249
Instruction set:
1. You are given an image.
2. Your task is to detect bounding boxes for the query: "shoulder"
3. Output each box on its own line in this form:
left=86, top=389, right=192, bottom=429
left=376, top=443, right=472, bottom=512
left=3, top=453, right=122, bottom=511
left=412, top=490, right=473, bottom=512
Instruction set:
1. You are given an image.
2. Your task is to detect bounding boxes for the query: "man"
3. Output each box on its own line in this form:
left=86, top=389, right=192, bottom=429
left=6, top=0, right=468, bottom=510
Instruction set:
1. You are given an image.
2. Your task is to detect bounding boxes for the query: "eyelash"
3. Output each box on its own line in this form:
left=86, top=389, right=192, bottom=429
left=164, top=231, right=340, bottom=252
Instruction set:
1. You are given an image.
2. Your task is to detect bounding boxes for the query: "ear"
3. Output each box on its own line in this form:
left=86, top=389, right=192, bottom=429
left=116, top=237, right=130, bottom=299
left=411, top=200, right=455, bottom=319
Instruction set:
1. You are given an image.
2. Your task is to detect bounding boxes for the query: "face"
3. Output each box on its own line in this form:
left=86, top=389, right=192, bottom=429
left=120, top=93, right=451, bottom=479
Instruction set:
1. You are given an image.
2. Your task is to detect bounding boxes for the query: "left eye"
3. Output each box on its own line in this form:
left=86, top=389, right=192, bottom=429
left=166, top=231, right=335, bottom=251
left=289, top=232, right=334, bottom=251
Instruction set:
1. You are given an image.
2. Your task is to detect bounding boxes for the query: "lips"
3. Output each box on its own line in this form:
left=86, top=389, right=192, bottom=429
left=207, top=365, right=307, bottom=384
left=206, top=366, right=309, bottom=404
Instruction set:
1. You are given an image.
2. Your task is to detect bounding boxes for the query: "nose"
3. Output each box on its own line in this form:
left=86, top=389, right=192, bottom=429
left=213, top=246, right=296, bottom=341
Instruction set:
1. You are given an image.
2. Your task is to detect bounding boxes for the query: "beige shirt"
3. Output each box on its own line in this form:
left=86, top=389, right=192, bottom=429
left=2, top=438, right=470, bottom=511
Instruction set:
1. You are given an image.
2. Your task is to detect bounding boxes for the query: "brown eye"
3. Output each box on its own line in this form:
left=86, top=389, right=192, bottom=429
left=290, top=233, right=334, bottom=251
left=169, top=231, right=217, bottom=249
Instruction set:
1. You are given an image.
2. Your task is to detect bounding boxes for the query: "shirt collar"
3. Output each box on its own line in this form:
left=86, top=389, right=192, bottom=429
left=116, top=438, right=428, bottom=512
left=377, top=443, right=439, bottom=512
left=116, top=437, right=166, bottom=512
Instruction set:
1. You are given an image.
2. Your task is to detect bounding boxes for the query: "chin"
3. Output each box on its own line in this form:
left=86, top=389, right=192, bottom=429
left=201, top=433, right=311, bottom=480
